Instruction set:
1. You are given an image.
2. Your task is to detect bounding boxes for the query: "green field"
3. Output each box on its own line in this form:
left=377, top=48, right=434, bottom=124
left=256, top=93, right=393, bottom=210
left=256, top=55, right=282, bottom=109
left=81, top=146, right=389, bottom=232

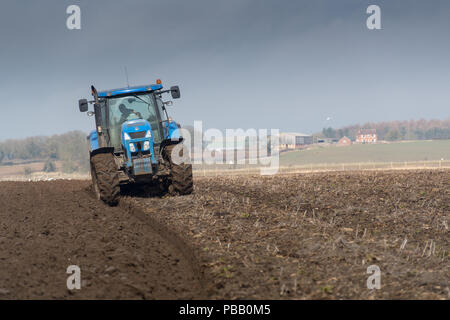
left=280, top=140, right=450, bottom=166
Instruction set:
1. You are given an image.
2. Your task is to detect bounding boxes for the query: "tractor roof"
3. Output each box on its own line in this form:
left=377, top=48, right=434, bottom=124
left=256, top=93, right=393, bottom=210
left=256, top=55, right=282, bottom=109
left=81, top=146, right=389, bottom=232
left=98, top=84, right=163, bottom=98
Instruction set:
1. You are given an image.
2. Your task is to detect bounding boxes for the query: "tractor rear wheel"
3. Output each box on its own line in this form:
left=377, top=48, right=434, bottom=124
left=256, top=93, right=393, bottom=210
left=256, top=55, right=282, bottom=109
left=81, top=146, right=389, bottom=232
left=165, top=144, right=193, bottom=195
left=90, top=153, right=120, bottom=206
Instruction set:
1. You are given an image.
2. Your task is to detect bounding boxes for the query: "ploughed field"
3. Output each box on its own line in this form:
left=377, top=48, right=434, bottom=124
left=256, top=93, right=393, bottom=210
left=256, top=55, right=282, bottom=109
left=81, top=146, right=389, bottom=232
left=0, top=170, right=448, bottom=299
left=0, top=181, right=205, bottom=299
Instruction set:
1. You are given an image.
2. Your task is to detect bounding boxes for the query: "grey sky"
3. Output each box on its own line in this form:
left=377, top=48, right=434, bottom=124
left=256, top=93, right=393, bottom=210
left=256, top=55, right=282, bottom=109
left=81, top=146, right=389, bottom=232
left=0, top=0, right=449, bottom=140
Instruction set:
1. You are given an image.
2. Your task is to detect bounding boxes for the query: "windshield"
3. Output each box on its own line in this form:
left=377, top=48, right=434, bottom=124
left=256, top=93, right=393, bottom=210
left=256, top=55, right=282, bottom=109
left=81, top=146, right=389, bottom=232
left=107, top=93, right=163, bottom=150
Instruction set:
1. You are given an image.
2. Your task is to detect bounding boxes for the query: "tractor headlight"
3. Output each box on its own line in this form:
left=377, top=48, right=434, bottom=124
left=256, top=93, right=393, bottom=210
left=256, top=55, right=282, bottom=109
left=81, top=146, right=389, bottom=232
left=124, top=132, right=131, bottom=141
left=143, top=141, right=150, bottom=151
left=145, top=130, right=152, bottom=138
left=129, top=143, right=136, bottom=152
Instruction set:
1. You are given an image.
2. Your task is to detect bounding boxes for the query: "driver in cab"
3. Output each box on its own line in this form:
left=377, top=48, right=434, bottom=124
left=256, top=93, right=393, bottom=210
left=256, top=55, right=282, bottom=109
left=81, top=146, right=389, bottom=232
left=118, top=104, right=143, bottom=123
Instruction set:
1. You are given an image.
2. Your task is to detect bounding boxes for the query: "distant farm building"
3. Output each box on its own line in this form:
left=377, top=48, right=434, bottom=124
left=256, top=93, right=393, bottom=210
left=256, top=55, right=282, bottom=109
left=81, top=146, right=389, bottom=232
left=338, top=136, right=351, bottom=146
left=280, top=133, right=313, bottom=150
left=356, top=129, right=377, bottom=144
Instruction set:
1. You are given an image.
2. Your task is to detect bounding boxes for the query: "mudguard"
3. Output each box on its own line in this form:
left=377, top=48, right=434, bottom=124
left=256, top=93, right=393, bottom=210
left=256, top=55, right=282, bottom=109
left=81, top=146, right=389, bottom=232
left=88, top=130, right=99, bottom=152
left=90, top=147, right=115, bottom=157
left=164, top=120, right=181, bottom=140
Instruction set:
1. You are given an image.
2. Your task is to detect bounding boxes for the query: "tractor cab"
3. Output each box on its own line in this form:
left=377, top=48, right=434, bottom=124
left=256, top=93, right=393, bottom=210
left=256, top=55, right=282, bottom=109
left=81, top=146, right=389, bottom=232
left=101, top=88, right=165, bottom=152
left=80, top=81, right=181, bottom=155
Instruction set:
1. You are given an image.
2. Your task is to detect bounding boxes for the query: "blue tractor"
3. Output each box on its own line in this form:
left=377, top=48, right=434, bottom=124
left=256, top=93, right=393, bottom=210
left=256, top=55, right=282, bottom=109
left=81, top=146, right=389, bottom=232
left=78, top=80, right=193, bottom=205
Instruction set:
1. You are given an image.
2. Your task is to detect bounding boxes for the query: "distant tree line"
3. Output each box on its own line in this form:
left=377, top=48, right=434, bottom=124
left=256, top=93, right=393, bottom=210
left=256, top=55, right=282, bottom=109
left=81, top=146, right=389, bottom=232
left=321, top=118, right=450, bottom=141
left=0, top=131, right=89, bottom=173
left=0, top=125, right=201, bottom=174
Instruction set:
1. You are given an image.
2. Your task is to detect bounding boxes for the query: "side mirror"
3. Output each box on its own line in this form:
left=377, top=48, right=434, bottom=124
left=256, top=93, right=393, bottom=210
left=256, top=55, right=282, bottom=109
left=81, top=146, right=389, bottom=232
left=170, top=86, right=180, bottom=99
left=79, top=99, right=88, bottom=112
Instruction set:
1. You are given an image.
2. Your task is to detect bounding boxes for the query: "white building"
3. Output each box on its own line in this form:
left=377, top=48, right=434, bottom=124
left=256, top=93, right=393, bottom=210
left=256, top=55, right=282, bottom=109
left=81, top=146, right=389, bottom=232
left=280, top=132, right=313, bottom=149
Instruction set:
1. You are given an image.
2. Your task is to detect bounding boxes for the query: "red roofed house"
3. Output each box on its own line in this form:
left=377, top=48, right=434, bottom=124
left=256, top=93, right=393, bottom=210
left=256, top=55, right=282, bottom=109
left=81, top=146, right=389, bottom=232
left=356, top=129, right=377, bottom=144
left=338, top=136, right=351, bottom=146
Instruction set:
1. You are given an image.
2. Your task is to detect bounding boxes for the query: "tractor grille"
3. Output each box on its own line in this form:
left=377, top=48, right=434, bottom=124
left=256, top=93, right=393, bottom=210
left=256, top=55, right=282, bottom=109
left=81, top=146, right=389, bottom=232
left=129, top=131, right=146, bottom=139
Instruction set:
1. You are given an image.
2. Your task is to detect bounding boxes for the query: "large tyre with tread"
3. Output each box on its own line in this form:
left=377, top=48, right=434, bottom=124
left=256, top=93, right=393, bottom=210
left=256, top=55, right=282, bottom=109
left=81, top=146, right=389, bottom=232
left=90, top=153, right=120, bottom=206
left=165, top=144, right=193, bottom=195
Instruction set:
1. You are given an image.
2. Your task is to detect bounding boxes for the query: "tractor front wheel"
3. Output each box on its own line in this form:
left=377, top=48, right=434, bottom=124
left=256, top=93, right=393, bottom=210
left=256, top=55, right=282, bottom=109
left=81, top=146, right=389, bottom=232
left=90, top=153, right=120, bottom=206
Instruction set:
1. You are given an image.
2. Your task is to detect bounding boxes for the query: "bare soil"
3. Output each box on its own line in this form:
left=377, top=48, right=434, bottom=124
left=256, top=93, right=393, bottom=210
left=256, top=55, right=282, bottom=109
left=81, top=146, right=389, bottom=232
left=0, top=181, right=205, bottom=299
left=130, top=170, right=449, bottom=299
left=0, top=170, right=448, bottom=299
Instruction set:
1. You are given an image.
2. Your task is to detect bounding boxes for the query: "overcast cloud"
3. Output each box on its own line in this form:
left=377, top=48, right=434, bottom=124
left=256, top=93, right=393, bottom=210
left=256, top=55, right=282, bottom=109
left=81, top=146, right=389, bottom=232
left=0, top=0, right=449, bottom=139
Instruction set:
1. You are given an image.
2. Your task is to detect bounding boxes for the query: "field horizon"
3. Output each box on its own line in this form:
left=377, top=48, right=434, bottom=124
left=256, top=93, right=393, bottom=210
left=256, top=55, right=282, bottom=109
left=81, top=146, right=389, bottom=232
left=280, top=140, right=450, bottom=166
